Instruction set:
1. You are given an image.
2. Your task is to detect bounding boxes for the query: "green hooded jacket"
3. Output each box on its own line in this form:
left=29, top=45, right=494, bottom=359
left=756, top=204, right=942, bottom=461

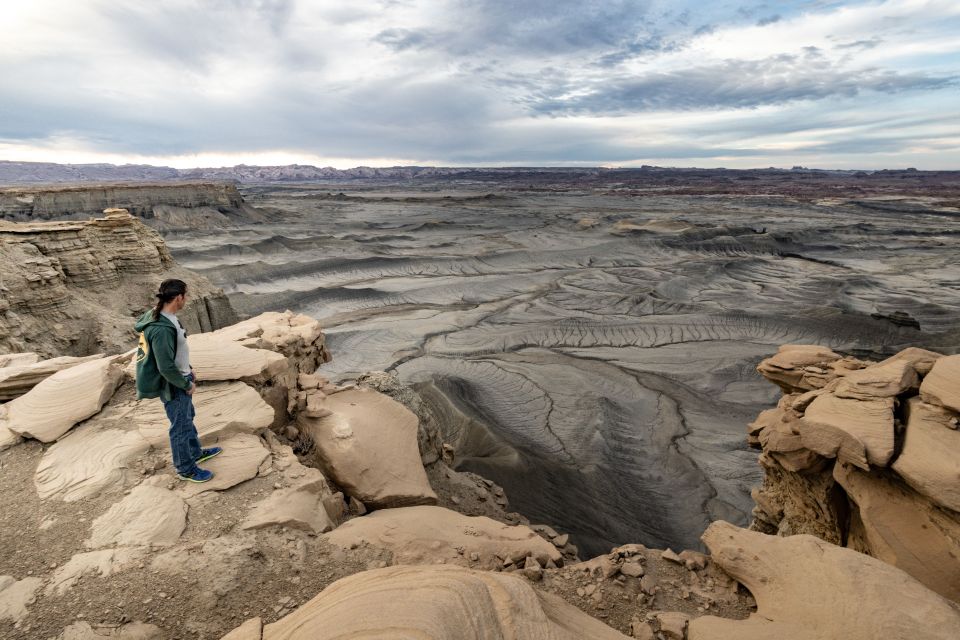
left=134, top=310, right=191, bottom=402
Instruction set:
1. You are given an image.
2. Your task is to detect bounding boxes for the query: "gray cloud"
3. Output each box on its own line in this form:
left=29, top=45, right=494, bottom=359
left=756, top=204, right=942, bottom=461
left=834, top=38, right=883, bottom=50
left=373, top=28, right=439, bottom=51
left=374, top=0, right=655, bottom=57
left=592, top=35, right=683, bottom=67
left=529, top=56, right=956, bottom=114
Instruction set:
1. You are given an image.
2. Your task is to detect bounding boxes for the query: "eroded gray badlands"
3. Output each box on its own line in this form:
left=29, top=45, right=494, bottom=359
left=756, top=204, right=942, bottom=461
left=169, top=186, right=960, bottom=556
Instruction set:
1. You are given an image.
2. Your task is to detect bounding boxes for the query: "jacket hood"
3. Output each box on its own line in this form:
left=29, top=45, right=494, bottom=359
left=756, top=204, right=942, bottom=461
left=134, top=309, right=175, bottom=332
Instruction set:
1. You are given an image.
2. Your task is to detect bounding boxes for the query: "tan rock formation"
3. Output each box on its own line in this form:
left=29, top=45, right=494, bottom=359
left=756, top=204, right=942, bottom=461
left=206, top=311, right=333, bottom=424
left=751, top=406, right=821, bottom=472
left=179, top=433, right=270, bottom=497
left=833, top=358, right=918, bottom=400
left=834, top=463, right=960, bottom=602
left=0, top=209, right=236, bottom=357
left=799, top=393, right=894, bottom=469
left=211, top=311, right=330, bottom=369
left=298, top=388, right=437, bottom=507
left=242, top=468, right=338, bottom=535
left=2, top=355, right=126, bottom=442
left=226, top=564, right=630, bottom=639
left=85, top=483, right=187, bottom=549
left=0, top=575, right=42, bottom=623
left=132, top=381, right=274, bottom=446
left=0, top=182, right=247, bottom=222
left=892, top=397, right=960, bottom=512
left=0, top=352, right=40, bottom=368
left=0, top=354, right=102, bottom=401
left=755, top=344, right=841, bottom=393
left=35, top=426, right=150, bottom=501
left=187, top=334, right=288, bottom=383
left=750, top=344, right=960, bottom=604
left=0, top=424, right=21, bottom=451
left=325, top=505, right=561, bottom=569
left=687, top=521, right=960, bottom=640
left=920, top=354, right=960, bottom=413
left=877, top=346, right=943, bottom=376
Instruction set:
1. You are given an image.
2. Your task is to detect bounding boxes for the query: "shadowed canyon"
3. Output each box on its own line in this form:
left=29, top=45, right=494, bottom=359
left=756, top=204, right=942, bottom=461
left=148, top=179, right=960, bottom=557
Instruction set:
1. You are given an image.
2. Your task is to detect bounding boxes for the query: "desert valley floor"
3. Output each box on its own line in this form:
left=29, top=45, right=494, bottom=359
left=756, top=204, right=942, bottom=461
left=163, top=185, right=959, bottom=556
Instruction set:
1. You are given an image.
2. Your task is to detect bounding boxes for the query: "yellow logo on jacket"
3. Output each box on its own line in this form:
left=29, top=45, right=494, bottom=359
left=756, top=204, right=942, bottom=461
left=136, top=332, right=149, bottom=363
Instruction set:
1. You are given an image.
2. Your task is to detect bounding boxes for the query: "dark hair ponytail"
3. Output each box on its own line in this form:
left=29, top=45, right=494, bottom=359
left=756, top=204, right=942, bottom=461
left=152, top=279, right=188, bottom=320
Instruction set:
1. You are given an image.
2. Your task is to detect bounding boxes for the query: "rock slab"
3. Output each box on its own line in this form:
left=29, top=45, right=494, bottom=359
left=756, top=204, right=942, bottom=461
left=687, top=521, right=960, bottom=640
left=299, top=388, right=437, bottom=508
left=227, top=564, right=629, bottom=639
left=2, top=356, right=125, bottom=442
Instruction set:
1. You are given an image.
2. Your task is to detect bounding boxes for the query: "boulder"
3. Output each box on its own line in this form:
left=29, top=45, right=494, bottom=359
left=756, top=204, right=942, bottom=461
left=227, top=565, right=629, bottom=639
left=242, top=469, right=337, bottom=535
left=325, top=505, right=561, bottom=569
left=800, top=394, right=894, bottom=469
left=0, top=422, right=21, bottom=452
left=756, top=345, right=841, bottom=393
left=86, top=482, right=188, bottom=549
left=0, top=352, right=40, bottom=368
left=2, top=355, right=125, bottom=442
left=877, top=347, right=942, bottom=376
left=920, top=355, right=960, bottom=413
left=833, top=463, right=960, bottom=602
left=687, top=521, right=960, bottom=640
left=656, top=612, right=689, bottom=640
left=299, top=388, right=437, bottom=508
left=755, top=407, right=820, bottom=472
left=892, top=397, right=960, bottom=512
left=179, top=433, right=270, bottom=497
left=0, top=354, right=102, bottom=401
left=833, top=359, right=918, bottom=400
left=0, top=575, right=42, bottom=623
left=187, top=333, right=287, bottom=382
left=35, top=427, right=151, bottom=501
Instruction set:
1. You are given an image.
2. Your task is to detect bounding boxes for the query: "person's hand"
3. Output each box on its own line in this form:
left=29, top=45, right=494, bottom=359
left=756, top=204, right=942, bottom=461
left=191, top=367, right=198, bottom=382
left=186, top=382, right=196, bottom=396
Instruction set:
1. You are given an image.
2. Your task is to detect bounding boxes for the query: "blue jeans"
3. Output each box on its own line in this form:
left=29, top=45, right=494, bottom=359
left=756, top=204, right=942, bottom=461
left=162, top=373, right=201, bottom=475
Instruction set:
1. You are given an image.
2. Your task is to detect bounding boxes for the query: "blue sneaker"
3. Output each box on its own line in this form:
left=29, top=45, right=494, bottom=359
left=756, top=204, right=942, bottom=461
left=196, top=447, right=222, bottom=464
left=177, top=468, right=215, bottom=483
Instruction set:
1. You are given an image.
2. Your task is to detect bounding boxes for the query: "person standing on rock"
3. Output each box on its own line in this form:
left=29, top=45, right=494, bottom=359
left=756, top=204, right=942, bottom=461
left=134, top=279, right=221, bottom=483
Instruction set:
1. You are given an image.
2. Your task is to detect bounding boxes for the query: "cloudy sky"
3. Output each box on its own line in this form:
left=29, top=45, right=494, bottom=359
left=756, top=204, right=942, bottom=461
left=1, top=0, right=958, bottom=169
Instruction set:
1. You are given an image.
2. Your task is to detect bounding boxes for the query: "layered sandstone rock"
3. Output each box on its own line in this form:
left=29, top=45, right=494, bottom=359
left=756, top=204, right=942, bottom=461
left=225, top=565, right=630, bottom=640
left=749, top=345, right=960, bottom=602
left=0, top=209, right=236, bottom=356
left=203, top=311, right=333, bottom=425
left=893, top=397, right=960, bottom=511
left=920, top=355, right=960, bottom=413
left=298, top=387, right=438, bottom=508
left=688, top=521, right=960, bottom=640
left=242, top=468, right=339, bottom=535
left=325, top=505, right=561, bottom=569
left=0, top=182, right=249, bottom=224
left=0, top=354, right=101, bottom=401
left=0, top=575, right=42, bottom=623
left=85, top=482, right=188, bottom=549
left=2, top=355, right=126, bottom=442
